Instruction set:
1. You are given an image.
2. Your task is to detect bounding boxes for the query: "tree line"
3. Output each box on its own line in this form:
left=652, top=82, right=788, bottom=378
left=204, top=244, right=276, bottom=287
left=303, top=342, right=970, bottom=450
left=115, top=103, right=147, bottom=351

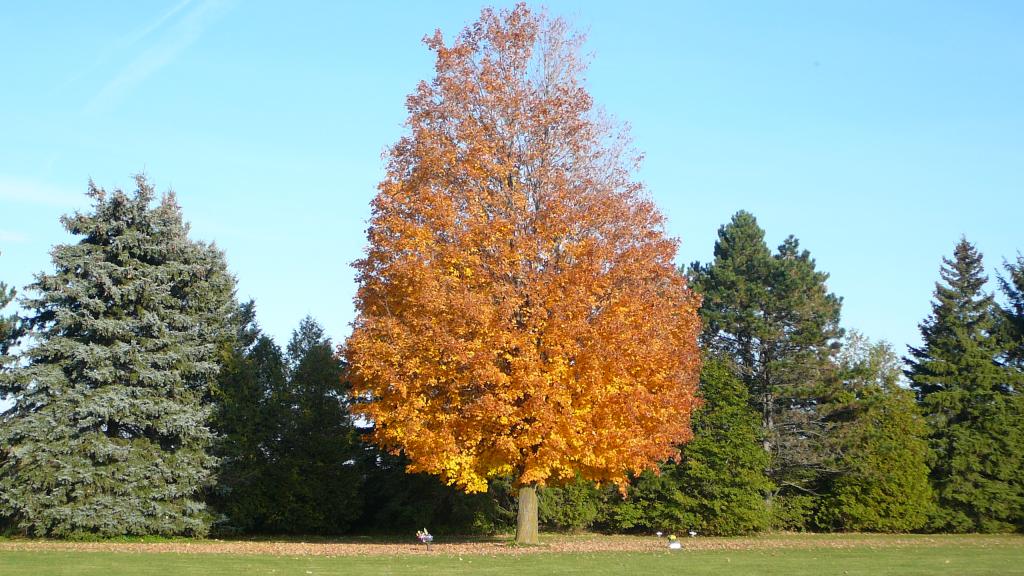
left=1, top=183, right=1021, bottom=537
left=2, top=3, right=1022, bottom=540
left=520, top=213, right=1023, bottom=536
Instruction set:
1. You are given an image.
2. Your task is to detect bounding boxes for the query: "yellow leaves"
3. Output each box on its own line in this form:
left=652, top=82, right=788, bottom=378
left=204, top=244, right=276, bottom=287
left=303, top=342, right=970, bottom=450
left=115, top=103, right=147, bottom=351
left=440, top=454, right=489, bottom=494
left=444, top=264, right=475, bottom=281
left=487, top=464, right=515, bottom=478
left=519, top=466, right=551, bottom=487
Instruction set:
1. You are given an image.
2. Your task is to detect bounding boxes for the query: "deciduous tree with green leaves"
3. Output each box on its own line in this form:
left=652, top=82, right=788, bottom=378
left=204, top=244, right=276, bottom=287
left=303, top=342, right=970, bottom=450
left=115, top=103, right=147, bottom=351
left=818, top=332, right=934, bottom=532
left=537, top=475, right=604, bottom=532
left=0, top=176, right=235, bottom=537
left=907, top=238, right=1024, bottom=533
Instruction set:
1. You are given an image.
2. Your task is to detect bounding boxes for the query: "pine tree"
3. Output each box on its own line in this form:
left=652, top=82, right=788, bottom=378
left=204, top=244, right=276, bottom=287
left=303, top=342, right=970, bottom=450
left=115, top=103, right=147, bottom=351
left=0, top=176, right=235, bottom=537
left=676, top=359, right=773, bottom=534
left=998, top=254, right=1024, bottom=369
left=997, top=254, right=1024, bottom=532
left=223, top=334, right=288, bottom=532
left=210, top=315, right=364, bottom=534
left=819, top=332, right=934, bottom=532
left=689, top=211, right=842, bottom=527
left=0, top=255, right=16, bottom=535
left=263, top=317, right=362, bottom=534
left=0, top=252, right=20, bottom=362
left=605, top=359, right=772, bottom=535
left=208, top=301, right=285, bottom=533
left=907, top=238, right=1024, bottom=533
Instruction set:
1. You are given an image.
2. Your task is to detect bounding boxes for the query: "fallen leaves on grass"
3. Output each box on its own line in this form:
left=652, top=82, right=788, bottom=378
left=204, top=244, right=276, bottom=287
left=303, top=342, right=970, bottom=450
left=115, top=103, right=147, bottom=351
left=0, top=534, right=1018, bottom=557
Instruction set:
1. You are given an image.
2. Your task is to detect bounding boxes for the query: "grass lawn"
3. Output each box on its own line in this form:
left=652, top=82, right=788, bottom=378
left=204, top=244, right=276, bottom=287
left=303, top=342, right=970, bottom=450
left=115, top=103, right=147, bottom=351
left=1, top=534, right=1021, bottom=576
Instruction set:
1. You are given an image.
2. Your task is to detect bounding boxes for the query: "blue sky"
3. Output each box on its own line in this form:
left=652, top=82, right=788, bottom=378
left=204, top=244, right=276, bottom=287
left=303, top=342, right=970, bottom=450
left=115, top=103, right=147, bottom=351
left=1, top=1, right=1022, bottom=355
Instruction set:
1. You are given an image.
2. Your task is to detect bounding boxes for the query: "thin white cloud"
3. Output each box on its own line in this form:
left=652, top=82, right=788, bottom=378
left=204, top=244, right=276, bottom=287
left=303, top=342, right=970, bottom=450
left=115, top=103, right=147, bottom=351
left=123, top=0, right=198, bottom=49
left=85, top=0, right=232, bottom=115
left=55, top=0, right=197, bottom=95
left=0, top=175, right=83, bottom=209
left=0, top=230, right=29, bottom=244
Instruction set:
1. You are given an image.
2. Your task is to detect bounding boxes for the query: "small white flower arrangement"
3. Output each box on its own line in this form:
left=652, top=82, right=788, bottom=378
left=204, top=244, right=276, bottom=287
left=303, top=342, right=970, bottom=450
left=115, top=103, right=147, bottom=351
left=667, top=534, right=681, bottom=549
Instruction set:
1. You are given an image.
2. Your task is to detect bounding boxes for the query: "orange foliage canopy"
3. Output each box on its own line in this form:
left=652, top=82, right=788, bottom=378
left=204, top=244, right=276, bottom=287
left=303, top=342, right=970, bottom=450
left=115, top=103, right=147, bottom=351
left=345, top=4, right=702, bottom=493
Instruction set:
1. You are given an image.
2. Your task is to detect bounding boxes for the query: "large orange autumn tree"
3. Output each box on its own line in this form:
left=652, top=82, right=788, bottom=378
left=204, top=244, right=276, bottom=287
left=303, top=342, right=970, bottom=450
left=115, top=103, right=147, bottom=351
left=345, top=4, right=702, bottom=544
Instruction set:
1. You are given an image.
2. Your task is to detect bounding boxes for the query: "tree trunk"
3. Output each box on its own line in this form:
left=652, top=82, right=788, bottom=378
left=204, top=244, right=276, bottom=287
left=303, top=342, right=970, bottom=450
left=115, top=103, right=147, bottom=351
left=515, top=484, right=539, bottom=545
left=763, top=377, right=775, bottom=510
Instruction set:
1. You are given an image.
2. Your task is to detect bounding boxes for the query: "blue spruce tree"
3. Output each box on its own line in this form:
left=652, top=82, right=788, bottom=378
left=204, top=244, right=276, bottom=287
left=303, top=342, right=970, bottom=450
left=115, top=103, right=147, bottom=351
left=0, top=176, right=236, bottom=537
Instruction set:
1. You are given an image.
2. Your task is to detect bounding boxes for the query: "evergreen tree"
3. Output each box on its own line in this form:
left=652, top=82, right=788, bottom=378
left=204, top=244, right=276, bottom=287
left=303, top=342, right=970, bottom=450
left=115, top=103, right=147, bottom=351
left=208, top=301, right=285, bottom=533
left=261, top=317, right=362, bottom=534
left=0, top=252, right=20, bottom=362
left=676, top=359, right=773, bottom=534
left=0, top=177, right=235, bottom=537
left=538, top=476, right=604, bottom=532
left=355, top=445, right=514, bottom=534
left=997, top=254, right=1024, bottom=533
left=997, top=254, right=1024, bottom=369
left=226, top=334, right=288, bottom=532
left=603, top=467, right=684, bottom=534
left=211, top=315, right=365, bottom=534
left=689, top=211, right=842, bottom=527
left=819, top=332, right=934, bottom=532
left=907, top=238, right=1024, bottom=533
left=605, top=359, right=772, bottom=535
left=0, top=259, right=15, bottom=534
